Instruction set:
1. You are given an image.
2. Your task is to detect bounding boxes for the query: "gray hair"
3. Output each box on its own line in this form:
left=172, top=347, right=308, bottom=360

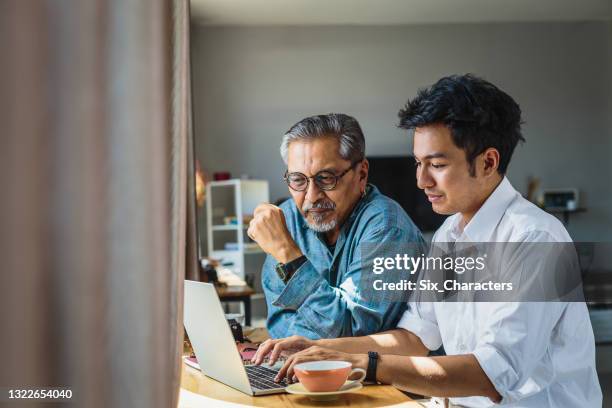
left=280, top=113, right=366, bottom=164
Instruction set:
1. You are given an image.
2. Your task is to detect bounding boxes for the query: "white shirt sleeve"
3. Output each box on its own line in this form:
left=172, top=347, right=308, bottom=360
left=396, top=301, right=442, bottom=351
left=395, top=225, right=449, bottom=351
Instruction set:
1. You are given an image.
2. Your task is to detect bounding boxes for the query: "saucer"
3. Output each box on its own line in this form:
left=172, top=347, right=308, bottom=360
left=285, top=381, right=363, bottom=401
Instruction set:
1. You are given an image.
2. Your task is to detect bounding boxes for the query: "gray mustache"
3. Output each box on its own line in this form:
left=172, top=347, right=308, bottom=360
left=302, top=200, right=336, bottom=213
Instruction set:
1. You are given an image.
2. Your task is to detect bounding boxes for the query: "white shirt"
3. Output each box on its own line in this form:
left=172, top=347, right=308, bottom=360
left=397, top=177, right=602, bottom=407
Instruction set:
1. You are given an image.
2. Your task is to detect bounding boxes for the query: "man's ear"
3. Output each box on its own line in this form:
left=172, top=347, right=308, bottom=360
left=482, top=148, right=499, bottom=176
left=359, top=159, right=369, bottom=181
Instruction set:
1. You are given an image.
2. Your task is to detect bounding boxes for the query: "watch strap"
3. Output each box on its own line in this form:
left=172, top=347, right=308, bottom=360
left=276, top=255, right=307, bottom=283
left=366, top=351, right=379, bottom=383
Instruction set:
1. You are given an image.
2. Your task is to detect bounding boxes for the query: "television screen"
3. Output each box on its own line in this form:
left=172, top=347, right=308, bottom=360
left=367, top=156, right=447, bottom=232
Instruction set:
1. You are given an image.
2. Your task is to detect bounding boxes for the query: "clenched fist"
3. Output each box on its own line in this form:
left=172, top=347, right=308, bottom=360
left=247, top=204, right=303, bottom=263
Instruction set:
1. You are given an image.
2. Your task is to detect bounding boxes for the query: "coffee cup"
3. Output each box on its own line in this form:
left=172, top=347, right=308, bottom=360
left=293, top=361, right=366, bottom=392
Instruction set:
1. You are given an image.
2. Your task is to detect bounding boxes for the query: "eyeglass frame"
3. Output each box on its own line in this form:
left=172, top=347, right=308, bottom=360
left=283, top=161, right=361, bottom=192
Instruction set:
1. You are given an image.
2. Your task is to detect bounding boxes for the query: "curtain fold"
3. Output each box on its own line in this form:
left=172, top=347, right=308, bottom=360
left=170, top=0, right=199, bottom=404
left=0, top=1, right=193, bottom=407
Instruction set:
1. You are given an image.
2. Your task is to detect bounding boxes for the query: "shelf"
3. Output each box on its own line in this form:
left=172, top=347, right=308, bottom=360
left=211, top=224, right=247, bottom=231
left=209, top=179, right=270, bottom=188
left=212, top=247, right=265, bottom=255
left=244, top=247, right=265, bottom=255
left=209, top=179, right=242, bottom=187
left=543, top=207, right=586, bottom=225
left=544, top=207, right=586, bottom=214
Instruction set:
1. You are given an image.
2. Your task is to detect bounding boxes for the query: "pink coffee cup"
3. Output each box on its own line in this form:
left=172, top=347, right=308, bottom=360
left=293, top=361, right=366, bottom=392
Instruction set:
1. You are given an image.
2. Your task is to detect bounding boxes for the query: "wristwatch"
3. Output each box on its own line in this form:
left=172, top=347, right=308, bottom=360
left=275, top=255, right=307, bottom=284
left=366, top=351, right=379, bottom=383
left=275, top=262, right=289, bottom=283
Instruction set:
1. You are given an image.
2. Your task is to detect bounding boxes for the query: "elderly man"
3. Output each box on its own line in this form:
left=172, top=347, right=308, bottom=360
left=247, top=113, right=425, bottom=339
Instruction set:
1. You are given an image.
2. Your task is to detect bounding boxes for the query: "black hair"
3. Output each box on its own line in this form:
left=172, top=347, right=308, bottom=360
left=398, top=74, right=524, bottom=175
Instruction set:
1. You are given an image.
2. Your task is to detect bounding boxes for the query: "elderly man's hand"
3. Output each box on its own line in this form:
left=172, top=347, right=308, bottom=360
left=247, top=204, right=302, bottom=263
left=253, top=335, right=314, bottom=366
left=273, top=345, right=368, bottom=383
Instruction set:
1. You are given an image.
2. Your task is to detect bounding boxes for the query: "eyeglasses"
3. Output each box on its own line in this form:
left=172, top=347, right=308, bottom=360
left=284, top=163, right=357, bottom=192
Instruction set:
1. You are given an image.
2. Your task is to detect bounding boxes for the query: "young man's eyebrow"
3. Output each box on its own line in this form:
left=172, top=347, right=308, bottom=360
left=417, top=153, right=447, bottom=160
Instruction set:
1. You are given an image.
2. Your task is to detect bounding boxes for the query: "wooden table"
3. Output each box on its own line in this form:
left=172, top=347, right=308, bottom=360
left=181, top=365, right=421, bottom=407
left=181, top=328, right=422, bottom=407
left=216, top=285, right=255, bottom=326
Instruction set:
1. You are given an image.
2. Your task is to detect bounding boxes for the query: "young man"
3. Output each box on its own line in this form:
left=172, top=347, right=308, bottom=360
left=254, top=75, right=602, bottom=407
left=248, top=113, right=425, bottom=339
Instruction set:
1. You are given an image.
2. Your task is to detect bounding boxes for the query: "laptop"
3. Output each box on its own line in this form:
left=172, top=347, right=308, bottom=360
left=183, top=280, right=287, bottom=395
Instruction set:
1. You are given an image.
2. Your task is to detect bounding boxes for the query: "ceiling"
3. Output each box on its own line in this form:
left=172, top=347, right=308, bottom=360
left=191, top=0, right=612, bottom=26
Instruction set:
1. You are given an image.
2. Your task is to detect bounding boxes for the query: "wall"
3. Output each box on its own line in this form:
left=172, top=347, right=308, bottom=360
left=191, top=21, right=612, bottom=240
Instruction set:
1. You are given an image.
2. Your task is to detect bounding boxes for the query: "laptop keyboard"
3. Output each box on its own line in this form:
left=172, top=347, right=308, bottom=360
left=245, top=365, right=287, bottom=390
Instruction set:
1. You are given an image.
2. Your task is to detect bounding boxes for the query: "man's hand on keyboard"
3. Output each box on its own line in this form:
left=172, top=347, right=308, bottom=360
left=253, top=335, right=314, bottom=366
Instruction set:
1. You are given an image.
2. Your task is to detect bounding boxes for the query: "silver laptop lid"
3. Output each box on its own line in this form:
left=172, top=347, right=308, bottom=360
left=183, top=280, right=252, bottom=395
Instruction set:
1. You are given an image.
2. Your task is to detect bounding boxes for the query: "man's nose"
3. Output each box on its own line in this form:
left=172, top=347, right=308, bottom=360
left=416, top=166, right=434, bottom=190
left=304, top=179, right=325, bottom=203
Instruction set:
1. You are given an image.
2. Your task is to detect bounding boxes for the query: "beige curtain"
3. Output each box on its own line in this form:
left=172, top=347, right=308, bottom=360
left=0, top=1, right=195, bottom=407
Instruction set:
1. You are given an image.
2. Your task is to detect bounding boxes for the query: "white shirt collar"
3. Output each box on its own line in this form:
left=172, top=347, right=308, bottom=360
left=450, top=176, right=519, bottom=242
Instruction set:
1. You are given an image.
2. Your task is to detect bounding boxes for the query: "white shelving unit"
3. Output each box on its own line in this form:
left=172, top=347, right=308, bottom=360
left=205, top=179, right=269, bottom=284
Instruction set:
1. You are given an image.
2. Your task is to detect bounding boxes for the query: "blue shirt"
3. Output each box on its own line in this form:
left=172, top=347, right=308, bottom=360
left=262, top=184, right=426, bottom=339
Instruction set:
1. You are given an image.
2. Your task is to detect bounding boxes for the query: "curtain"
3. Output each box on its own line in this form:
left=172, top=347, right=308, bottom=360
left=0, top=1, right=194, bottom=407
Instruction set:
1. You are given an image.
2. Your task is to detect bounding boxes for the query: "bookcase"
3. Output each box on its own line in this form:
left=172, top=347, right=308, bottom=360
left=205, top=179, right=269, bottom=292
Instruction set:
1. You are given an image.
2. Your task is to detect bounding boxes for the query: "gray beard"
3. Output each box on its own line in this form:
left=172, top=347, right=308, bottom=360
left=302, top=199, right=337, bottom=233
left=305, top=217, right=337, bottom=233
